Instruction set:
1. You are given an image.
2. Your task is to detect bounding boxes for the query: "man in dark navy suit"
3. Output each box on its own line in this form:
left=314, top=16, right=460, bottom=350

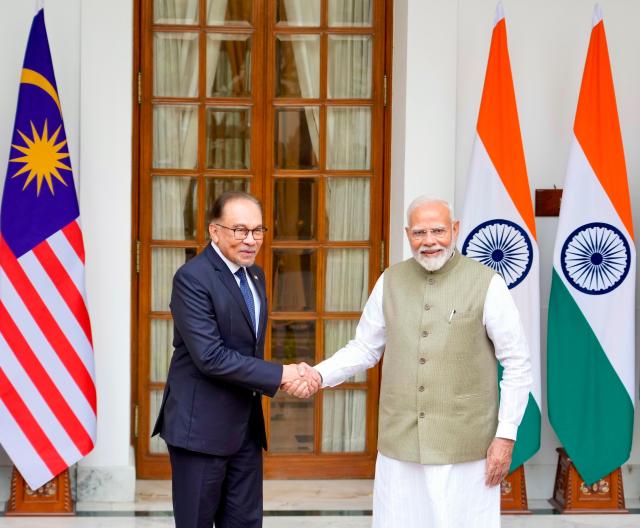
left=152, top=191, right=320, bottom=528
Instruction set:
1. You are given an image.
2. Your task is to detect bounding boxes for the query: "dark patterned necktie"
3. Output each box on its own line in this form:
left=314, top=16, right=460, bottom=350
left=235, top=268, right=256, bottom=333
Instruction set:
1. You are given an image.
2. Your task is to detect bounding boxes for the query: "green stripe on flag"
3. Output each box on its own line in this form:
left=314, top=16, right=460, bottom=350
left=510, top=395, right=541, bottom=472
left=548, top=269, right=634, bottom=485
left=497, top=364, right=541, bottom=472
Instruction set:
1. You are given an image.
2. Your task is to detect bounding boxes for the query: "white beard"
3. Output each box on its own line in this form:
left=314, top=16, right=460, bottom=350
left=412, top=243, right=455, bottom=272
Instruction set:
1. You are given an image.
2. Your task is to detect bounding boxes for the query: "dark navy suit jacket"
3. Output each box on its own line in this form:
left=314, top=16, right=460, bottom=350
left=152, top=244, right=283, bottom=455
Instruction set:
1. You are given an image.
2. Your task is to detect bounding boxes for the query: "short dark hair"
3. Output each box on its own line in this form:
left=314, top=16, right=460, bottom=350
left=209, top=191, right=262, bottom=223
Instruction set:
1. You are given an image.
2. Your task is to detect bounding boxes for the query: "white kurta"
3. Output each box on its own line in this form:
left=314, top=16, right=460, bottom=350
left=314, top=268, right=532, bottom=528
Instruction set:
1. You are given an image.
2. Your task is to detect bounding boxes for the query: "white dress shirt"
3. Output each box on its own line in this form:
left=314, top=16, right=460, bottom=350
left=315, top=271, right=532, bottom=441
left=211, top=242, right=261, bottom=334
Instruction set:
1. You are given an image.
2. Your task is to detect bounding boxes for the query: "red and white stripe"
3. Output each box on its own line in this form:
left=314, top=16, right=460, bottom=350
left=0, top=219, right=96, bottom=490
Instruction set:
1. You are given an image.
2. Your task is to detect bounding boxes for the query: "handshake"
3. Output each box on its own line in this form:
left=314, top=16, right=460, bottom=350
left=280, top=362, right=322, bottom=398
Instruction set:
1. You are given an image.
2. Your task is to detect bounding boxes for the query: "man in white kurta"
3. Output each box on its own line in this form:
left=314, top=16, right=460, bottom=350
left=311, top=197, right=531, bottom=528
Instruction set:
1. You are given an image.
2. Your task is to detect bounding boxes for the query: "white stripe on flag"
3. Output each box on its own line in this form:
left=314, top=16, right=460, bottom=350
left=0, top=333, right=82, bottom=465
left=462, top=136, right=542, bottom=407
left=47, top=230, right=88, bottom=300
left=18, top=251, right=94, bottom=375
left=0, top=268, right=96, bottom=429
left=0, top=399, right=52, bottom=489
left=553, top=139, right=636, bottom=399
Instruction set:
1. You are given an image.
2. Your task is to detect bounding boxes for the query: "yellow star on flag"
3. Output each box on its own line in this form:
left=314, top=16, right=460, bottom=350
left=10, top=119, right=71, bottom=196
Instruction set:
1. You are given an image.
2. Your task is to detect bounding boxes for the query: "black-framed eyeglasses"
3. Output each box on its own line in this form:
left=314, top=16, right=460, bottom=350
left=215, top=223, right=268, bottom=240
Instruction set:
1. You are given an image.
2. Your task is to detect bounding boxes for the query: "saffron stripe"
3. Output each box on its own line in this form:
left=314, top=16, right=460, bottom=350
left=62, top=220, right=85, bottom=263
left=476, top=17, right=536, bottom=239
left=0, top=367, right=67, bottom=476
left=0, top=301, right=94, bottom=455
left=32, top=241, right=93, bottom=344
left=0, top=238, right=96, bottom=412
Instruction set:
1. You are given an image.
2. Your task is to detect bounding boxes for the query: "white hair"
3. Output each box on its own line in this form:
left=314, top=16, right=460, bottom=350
left=406, top=196, right=455, bottom=226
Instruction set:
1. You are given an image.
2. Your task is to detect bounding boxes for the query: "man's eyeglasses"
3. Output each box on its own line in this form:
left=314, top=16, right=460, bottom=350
left=408, top=227, right=450, bottom=240
left=215, top=223, right=268, bottom=240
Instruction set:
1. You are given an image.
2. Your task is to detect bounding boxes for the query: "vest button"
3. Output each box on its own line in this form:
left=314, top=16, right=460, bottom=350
left=421, top=331, right=429, bottom=337
left=418, top=386, right=425, bottom=392
left=419, top=358, right=426, bottom=364
left=424, top=304, right=431, bottom=311
left=419, top=412, right=425, bottom=418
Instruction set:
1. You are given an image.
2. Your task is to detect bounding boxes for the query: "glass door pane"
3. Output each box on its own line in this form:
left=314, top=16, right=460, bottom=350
left=138, top=0, right=386, bottom=479
left=270, top=320, right=316, bottom=452
left=138, top=0, right=262, bottom=478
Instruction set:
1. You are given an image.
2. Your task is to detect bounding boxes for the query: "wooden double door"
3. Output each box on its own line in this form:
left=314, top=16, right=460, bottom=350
left=133, top=0, right=390, bottom=478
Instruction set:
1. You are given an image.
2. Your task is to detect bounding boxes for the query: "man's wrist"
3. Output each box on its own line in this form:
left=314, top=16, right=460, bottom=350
left=495, top=422, right=518, bottom=441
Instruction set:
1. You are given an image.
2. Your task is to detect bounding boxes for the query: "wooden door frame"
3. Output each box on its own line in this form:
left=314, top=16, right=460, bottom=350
left=131, top=0, right=394, bottom=480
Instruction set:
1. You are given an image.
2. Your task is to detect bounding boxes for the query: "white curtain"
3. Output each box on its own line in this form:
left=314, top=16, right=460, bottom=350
left=324, top=321, right=365, bottom=383
left=322, top=390, right=366, bottom=452
left=326, top=178, right=370, bottom=241
left=155, top=0, right=199, bottom=24
left=151, top=320, right=173, bottom=383
left=152, top=176, right=197, bottom=240
left=328, top=0, right=373, bottom=27
left=323, top=179, right=369, bottom=451
left=328, top=36, right=372, bottom=98
left=279, top=0, right=320, bottom=26
left=327, top=107, right=371, bottom=169
left=150, top=391, right=169, bottom=453
left=325, top=249, right=368, bottom=312
left=283, top=1, right=321, bottom=159
left=152, top=248, right=193, bottom=312
left=151, top=0, right=228, bottom=352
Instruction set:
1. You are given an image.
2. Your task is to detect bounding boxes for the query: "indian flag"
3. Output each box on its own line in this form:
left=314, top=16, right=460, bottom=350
left=459, top=3, right=541, bottom=472
left=548, top=6, right=635, bottom=485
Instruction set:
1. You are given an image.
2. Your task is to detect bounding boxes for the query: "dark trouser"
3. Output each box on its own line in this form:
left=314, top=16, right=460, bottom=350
left=167, top=430, right=263, bottom=528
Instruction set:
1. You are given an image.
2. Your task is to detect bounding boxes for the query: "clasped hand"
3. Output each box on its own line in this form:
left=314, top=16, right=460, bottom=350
left=280, top=362, right=322, bottom=398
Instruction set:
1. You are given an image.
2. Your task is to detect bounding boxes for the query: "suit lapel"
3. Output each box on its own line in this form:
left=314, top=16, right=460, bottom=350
left=205, top=245, right=255, bottom=336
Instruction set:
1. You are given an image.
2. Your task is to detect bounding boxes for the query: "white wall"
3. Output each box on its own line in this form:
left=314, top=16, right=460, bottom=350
left=0, top=0, right=133, bottom=501
left=3, top=0, right=640, bottom=503
left=393, top=0, right=640, bottom=499
left=390, top=0, right=458, bottom=263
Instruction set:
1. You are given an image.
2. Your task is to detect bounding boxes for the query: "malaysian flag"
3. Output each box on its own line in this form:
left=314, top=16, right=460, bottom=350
left=0, top=7, right=96, bottom=490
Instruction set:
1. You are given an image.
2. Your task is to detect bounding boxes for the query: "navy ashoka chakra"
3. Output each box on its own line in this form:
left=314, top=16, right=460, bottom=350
left=560, top=222, right=630, bottom=295
left=461, top=219, right=533, bottom=289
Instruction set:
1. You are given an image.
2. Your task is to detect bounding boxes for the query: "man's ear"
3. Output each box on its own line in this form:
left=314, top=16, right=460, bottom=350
left=209, top=223, right=219, bottom=243
left=452, top=220, right=460, bottom=238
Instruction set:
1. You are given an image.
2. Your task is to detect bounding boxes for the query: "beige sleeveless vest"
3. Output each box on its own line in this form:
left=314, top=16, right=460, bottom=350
left=379, top=250, right=498, bottom=464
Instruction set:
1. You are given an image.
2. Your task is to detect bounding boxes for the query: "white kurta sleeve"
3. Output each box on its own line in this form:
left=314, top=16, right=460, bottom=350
left=314, top=274, right=386, bottom=387
left=483, top=274, right=532, bottom=441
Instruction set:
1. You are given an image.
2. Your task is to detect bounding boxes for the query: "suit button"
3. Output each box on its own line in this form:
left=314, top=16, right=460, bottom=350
left=424, top=304, right=431, bottom=311
left=419, top=358, right=426, bottom=364
left=428, top=278, right=435, bottom=285
left=422, top=331, right=429, bottom=337
left=418, top=386, right=425, bottom=392
left=252, top=391, right=257, bottom=396
left=419, top=412, right=425, bottom=418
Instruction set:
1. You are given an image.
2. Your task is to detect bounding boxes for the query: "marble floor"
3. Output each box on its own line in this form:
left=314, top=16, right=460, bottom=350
left=0, top=480, right=639, bottom=527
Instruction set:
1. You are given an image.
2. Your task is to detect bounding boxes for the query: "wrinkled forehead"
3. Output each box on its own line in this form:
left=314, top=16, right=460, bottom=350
left=408, top=203, right=452, bottom=228
left=221, top=198, right=263, bottom=225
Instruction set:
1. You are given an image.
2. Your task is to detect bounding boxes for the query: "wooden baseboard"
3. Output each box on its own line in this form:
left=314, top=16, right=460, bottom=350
left=501, top=465, right=531, bottom=514
left=5, top=467, right=74, bottom=516
left=549, top=448, right=627, bottom=514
